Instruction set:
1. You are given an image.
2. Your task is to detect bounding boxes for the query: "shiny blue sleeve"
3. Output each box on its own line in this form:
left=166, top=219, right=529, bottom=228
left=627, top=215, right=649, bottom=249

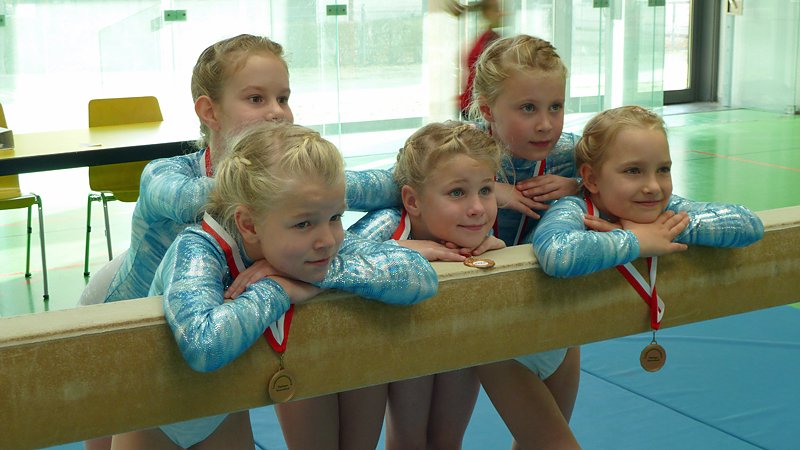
left=318, top=231, right=438, bottom=305
left=532, top=196, right=639, bottom=278
left=347, top=208, right=401, bottom=241
left=154, top=229, right=290, bottom=373
left=668, top=195, right=764, bottom=247
left=345, top=169, right=402, bottom=211
left=545, top=132, right=579, bottom=178
left=139, top=155, right=214, bottom=225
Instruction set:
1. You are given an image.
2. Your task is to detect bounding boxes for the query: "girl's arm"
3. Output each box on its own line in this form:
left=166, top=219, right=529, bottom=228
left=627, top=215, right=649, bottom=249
left=668, top=195, right=764, bottom=247
left=318, top=231, right=439, bottom=305
left=347, top=207, right=400, bottom=241
left=513, top=174, right=581, bottom=204
left=503, top=133, right=582, bottom=212
left=349, top=208, right=466, bottom=261
left=532, top=196, right=639, bottom=278
left=495, top=182, right=544, bottom=219
left=345, top=169, right=402, bottom=211
left=139, top=154, right=214, bottom=224
left=156, top=230, right=291, bottom=372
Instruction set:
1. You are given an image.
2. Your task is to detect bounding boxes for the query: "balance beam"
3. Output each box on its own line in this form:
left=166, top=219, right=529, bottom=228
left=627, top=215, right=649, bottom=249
left=2, top=206, right=798, bottom=450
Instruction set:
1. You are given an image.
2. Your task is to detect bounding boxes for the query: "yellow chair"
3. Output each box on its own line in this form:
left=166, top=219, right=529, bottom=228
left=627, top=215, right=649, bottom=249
left=0, top=103, right=49, bottom=300
left=84, top=96, right=162, bottom=277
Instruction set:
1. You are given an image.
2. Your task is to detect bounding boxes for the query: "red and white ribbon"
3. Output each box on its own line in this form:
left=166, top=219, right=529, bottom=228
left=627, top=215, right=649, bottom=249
left=616, top=258, right=664, bottom=330
left=202, top=147, right=213, bottom=177
left=201, top=212, right=293, bottom=352
left=585, top=194, right=665, bottom=330
left=391, top=209, right=412, bottom=241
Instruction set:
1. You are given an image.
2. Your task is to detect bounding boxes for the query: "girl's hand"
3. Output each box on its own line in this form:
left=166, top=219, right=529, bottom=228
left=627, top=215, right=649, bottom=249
left=398, top=240, right=467, bottom=262
left=623, top=210, right=690, bottom=257
left=495, top=182, right=544, bottom=219
left=516, top=174, right=581, bottom=203
left=225, top=259, right=279, bottom=299
left=270, top=276, right=323, bottom=304
left=583, top=215, right=622, bottom=232
left=442, top=235, right=505, bottom=256
left=467, top=235, right=506, bottom=256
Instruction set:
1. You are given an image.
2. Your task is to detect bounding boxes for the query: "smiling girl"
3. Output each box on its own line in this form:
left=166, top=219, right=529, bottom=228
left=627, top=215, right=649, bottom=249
left=533, top=105, right=764, bottom=277
left=110, top=122, right=438, bottom=450
left=349, top=121, right=504, bottom=450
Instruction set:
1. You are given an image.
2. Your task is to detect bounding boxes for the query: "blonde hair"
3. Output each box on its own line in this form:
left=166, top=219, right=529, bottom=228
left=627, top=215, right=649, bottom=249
left=206, top=122, right=345, bottom=236
left=394, top=121, right=502, bottom=189
left=575, top=105, right=667, bottom=169
left=191, top=34, right=288, bottom=149
left=468, top=34, right=568, bottom=119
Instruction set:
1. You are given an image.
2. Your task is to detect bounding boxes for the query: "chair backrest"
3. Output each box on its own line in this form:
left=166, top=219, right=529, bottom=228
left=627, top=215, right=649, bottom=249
left=0, top=172, right=23, bottom=200
left=88, top=96, right=163, bottom=127
left=88, top=159, right=148, bottom=200
left=87, top=97, right=162, bottom=199
left=0, top=103, right=22, bottom=200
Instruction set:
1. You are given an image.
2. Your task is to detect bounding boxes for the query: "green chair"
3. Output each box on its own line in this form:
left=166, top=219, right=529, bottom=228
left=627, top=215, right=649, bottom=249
left=84, top=96, right=161, bottom=277
left=0, top=103, right=49, bottom=300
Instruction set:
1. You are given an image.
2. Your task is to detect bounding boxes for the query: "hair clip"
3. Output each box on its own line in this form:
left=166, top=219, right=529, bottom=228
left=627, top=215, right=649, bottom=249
left=233, top=156, right=252, bottom=166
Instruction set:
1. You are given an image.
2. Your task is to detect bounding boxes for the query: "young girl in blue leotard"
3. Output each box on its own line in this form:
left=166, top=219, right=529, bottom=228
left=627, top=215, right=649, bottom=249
left=526, top=105, right=763, bottom=448
left=111, top=122, right=438, bottom=450
left=350, top=121, right=504, bottom=449
left=468, top=34, right=583, bottom=449
left=93, top=34, right=399, bottom=305
left=81, top=35, right=400, bottom=449
left=534, top=105, right=763, bottom=277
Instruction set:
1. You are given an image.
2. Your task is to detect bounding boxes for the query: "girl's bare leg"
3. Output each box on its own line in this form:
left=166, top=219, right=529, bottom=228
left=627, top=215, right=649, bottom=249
left=543, top=347, right=581, bottom=421
left=427, top=368, right=480, bottom=450
left=385, top=375, right=435, bottom=450
left=85, top=437, right=112, bottom=450
left=477, top=360, right=579, bottom=450
left=339, top=384, right=388, bottom=450
left=276, top=394, right=339, bottom=450
left=194, top=411, right=254, bottom=450
left=111, top=428, right=181, bottom=450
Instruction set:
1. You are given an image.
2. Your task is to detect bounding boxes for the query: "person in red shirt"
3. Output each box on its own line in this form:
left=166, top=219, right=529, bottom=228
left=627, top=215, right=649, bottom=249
left=448, top=0, right=504, bottom=118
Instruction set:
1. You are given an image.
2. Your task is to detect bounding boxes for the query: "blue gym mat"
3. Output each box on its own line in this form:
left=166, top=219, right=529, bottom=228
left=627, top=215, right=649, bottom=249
left=44, top=305, right=799, bottom=449
left=573, top=305, right=800, bottom=450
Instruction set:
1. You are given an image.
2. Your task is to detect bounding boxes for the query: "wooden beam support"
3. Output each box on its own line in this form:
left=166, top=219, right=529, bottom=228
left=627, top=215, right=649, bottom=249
left=2, top=206, right=798, bottom=450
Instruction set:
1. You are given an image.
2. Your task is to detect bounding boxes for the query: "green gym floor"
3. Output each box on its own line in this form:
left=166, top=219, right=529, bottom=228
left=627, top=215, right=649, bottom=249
left=1, top=105, right=799, bottom=317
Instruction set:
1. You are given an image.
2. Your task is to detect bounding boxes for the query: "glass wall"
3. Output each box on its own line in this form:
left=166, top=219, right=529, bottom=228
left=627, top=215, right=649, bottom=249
left=664, top=0, right=691, bottom=91
left=0, top=0, right=666, bottom=150
left=505, top=0, right=665, bottom=130
left=718, top=0, right=800, bottom=114
left=0, top=1, right=169, bottom=132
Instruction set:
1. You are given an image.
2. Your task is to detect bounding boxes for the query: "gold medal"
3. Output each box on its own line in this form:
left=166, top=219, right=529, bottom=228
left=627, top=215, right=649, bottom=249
left=268, top=368, right=296, bottom=403
left=464, top=256, right=495, bottom=269
left=640, top=341, right=666, bottom=372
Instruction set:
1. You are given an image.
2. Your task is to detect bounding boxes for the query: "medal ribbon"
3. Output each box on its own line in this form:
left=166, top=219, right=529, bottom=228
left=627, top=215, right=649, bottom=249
left=201, top=212, right=294, bottom=352
left=616, top=259, right=664, bottom=330
left=202, top=146, right=213, bottom=177
left=391, top=209, right=412, bottom=241
left=493, top=159, right=546, bottom=244
left=584, top=194, right=665, bottom=330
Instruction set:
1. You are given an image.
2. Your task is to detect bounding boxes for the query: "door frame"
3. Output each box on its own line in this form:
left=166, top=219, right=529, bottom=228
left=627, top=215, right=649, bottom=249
left=664, top=0, right=720, bottom=104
